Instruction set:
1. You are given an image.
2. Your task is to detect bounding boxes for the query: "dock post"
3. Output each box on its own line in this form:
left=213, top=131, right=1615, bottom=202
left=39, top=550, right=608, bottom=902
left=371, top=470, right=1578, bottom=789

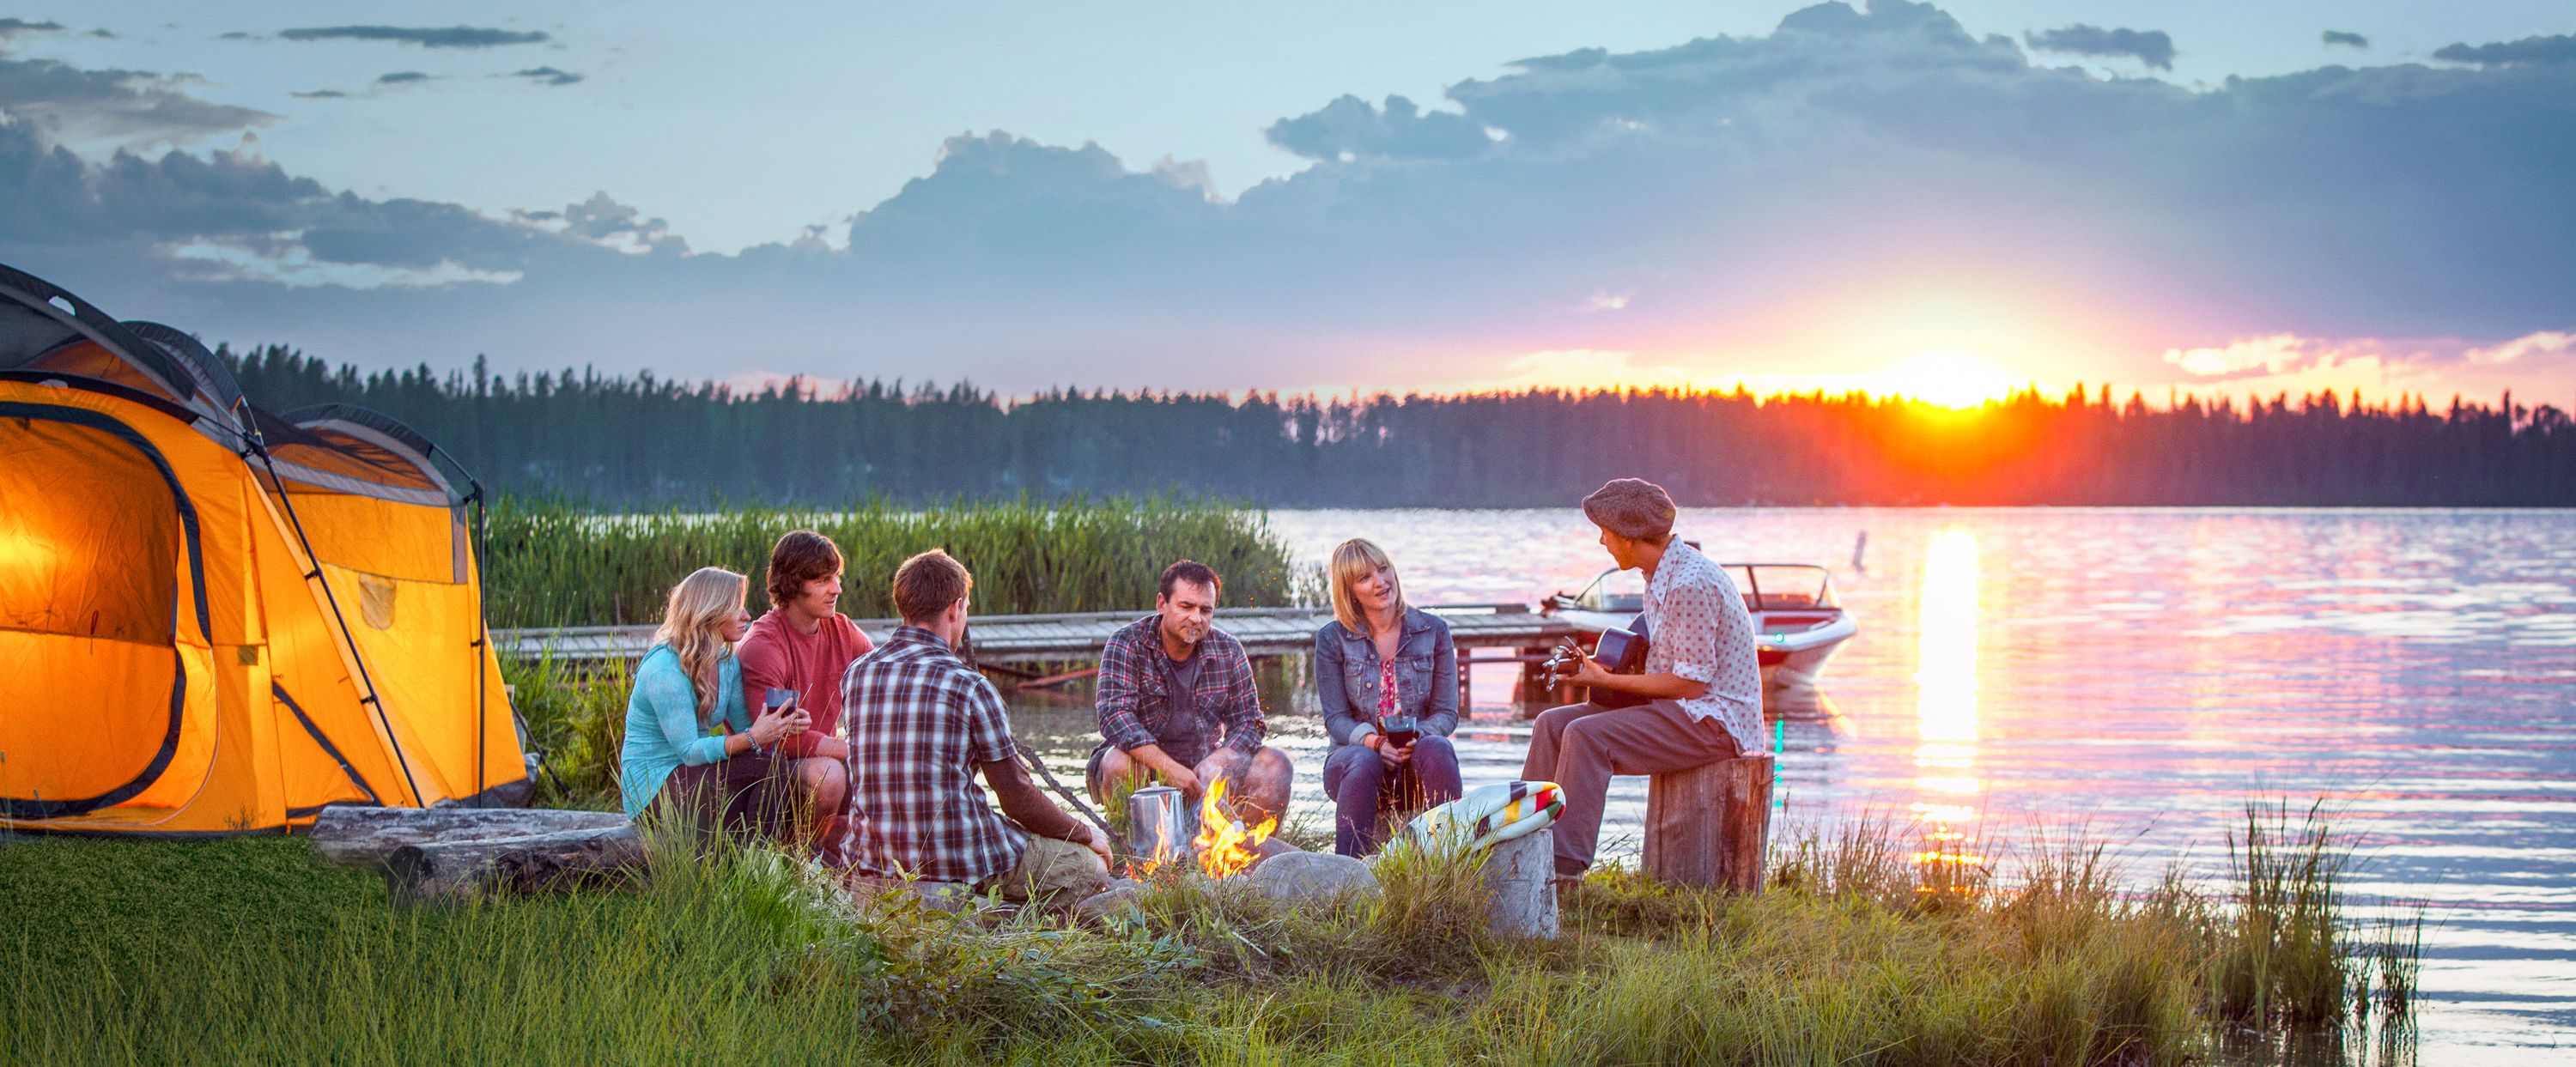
left=1641, top=755, right=1774, bottom=893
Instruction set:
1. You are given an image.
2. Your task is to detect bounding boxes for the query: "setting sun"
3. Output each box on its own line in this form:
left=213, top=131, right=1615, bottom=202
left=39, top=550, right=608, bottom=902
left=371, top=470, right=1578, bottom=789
left=1870, top=349, right=2023, bottom=409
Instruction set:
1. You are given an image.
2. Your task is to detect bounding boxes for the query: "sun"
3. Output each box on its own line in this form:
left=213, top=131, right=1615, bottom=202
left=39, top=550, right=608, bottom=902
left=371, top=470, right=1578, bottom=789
left=1871, top=348, right=2022, bottom=409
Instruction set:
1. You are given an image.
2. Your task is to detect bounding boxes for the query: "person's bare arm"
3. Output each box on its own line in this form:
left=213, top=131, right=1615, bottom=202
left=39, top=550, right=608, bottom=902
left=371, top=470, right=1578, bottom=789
left=1119, top=743, right=1200, bottom=792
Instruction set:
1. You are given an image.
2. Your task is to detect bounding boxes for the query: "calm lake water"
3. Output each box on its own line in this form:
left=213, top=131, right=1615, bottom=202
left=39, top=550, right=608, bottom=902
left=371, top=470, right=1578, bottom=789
left=1008, top=507, right=2576, bottom=1062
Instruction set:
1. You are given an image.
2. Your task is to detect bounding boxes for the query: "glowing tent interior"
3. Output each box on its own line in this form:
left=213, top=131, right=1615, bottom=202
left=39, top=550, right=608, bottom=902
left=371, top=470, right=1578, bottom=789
left=0, top=263, right=529, bottom=834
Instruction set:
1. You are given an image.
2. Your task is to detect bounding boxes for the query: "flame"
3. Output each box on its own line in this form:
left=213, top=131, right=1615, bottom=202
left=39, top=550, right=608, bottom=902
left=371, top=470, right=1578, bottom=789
left=1191, top=777, right=1275, bottom=879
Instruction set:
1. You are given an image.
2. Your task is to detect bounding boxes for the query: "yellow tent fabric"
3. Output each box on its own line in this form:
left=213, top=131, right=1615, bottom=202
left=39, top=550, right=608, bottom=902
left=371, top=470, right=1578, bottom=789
left=0, top=264, right=527, bottom=834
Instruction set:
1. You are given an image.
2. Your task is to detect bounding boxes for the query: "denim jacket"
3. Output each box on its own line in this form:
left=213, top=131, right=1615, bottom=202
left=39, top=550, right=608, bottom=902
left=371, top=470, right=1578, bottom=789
left=1314, top=607, right=1458, bottom=749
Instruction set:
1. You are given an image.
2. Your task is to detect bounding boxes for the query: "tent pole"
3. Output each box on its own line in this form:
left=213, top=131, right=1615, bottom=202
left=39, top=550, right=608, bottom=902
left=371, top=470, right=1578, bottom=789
left=248, top=444, right=428, bottom=809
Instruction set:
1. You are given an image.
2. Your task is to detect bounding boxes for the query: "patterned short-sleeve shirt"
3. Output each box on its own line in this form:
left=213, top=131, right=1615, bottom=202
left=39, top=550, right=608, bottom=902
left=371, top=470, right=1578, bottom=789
left=841, top=626, right=1026, bottom=884
left=1645, top=539, right=1767, bottom=755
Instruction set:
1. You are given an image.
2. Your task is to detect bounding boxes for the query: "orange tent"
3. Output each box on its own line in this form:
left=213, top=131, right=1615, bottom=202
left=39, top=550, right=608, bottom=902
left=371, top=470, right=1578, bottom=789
left=0, top=264, right=528, bottom=834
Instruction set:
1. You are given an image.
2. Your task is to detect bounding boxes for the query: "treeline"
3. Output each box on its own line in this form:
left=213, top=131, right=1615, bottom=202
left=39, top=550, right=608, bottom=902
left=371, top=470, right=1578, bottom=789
left=218, top=345, right=2576, bottom=506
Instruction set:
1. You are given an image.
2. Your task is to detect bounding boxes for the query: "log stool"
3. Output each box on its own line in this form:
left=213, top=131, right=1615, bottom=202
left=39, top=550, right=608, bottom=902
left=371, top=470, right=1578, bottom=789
left=1641, top=754, right=1774, bottom=893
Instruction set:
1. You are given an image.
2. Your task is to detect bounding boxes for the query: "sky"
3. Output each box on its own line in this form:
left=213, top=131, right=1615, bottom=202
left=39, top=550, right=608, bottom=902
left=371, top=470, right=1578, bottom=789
left=3, top=1, right=2572, bottom=406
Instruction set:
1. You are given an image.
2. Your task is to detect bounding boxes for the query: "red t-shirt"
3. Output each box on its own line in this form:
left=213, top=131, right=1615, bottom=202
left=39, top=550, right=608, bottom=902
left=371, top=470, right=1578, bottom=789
left=736, top=609, right=874, bottom=760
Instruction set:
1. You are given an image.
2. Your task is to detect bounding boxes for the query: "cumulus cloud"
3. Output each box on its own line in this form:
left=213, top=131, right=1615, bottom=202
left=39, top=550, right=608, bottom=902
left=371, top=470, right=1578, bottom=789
left=2433, top=35, right=2576, bottom=68
left=2322, top=31, right=2369, bottom=50
left=554, top=191, right=686, bottom=254
left=508, top=66, right=582, bottom=87
left=275, top=26, right=550, bottom=49
left=2024, top=24, right=2175, bottom=70
left=0, top=55, right=276, bottom=146
left=1264, top=94, right=1493, bottom=161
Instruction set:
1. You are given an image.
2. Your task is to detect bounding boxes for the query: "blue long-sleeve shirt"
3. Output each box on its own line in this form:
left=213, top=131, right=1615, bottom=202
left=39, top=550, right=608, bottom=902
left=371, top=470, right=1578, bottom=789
left=618, top=644, right=751, bottom=817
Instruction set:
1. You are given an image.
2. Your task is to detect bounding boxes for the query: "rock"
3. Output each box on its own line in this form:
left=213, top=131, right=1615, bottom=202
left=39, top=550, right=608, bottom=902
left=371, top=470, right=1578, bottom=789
left=1249, top=850, right=1379, bottom=905
left=1075, top=880, right=1144, bottom=920
left=1482, top=828, right=1560, bottom=939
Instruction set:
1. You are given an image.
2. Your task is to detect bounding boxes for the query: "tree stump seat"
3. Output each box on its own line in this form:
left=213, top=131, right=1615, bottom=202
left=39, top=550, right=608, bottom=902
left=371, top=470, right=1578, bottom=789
left=1640, top=754, right=1774, bottom=893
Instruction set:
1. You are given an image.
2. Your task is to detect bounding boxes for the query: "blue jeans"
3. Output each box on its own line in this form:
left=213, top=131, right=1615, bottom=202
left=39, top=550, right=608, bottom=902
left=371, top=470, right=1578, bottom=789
left=1321, top=735, right=1463, bottom=857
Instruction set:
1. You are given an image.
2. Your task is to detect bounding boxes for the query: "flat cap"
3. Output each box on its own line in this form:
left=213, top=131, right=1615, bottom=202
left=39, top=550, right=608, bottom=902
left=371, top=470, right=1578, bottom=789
left=1581, top=477, right=1676, bottom=542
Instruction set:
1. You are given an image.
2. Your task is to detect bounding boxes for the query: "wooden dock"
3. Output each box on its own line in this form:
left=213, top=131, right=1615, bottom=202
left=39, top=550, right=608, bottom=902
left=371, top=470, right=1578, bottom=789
left=494, top=603, right=1579, bottom=698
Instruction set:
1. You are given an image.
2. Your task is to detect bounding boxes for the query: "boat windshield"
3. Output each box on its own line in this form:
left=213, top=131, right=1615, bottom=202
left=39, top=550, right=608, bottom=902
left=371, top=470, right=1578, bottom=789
left=1575, top=568, right=1646, bottom=613
left=1577, top=563, right=1838, bottom=612
left=1729, top=565, right=1838, bottom=610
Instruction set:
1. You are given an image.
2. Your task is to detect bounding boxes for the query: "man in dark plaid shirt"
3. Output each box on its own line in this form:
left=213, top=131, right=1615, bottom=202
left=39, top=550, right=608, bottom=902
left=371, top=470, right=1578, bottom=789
left=842, top=549, right=1110, bottom=900
left=1084, top=560, right=1296, bottom=828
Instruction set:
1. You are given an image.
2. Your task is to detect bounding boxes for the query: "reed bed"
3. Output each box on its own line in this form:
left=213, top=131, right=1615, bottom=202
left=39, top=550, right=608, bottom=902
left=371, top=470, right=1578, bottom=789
left=3, top=803, right=2416, bottom=1066
left=478, top=495, right=1311, bottom=628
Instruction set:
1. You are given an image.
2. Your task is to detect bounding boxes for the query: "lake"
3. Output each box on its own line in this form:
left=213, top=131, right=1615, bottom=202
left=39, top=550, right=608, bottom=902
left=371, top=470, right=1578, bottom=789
left=1007, top=507, right=2575, bottom=1063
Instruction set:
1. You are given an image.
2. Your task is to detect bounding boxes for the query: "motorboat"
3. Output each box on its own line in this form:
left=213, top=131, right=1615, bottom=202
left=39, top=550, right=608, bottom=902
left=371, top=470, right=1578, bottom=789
left=1542, top=561, right=1857, bottom=698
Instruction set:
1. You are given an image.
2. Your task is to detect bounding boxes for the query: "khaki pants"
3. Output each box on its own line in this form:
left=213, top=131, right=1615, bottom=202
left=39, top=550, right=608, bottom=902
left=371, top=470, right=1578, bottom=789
left=980, top=834, right=1111, bottom=903
left=1520, top=700, right=1741, bottom=876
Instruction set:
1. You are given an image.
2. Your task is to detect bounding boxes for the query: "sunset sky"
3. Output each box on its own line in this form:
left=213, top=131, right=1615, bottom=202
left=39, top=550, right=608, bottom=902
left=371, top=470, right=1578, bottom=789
left=5, top=2, right=2571, bottom=407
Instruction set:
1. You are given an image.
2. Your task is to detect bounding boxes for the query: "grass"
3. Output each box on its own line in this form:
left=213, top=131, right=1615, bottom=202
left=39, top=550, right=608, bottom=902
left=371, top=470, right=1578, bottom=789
left=2, top=803, right=2417, bottom=1066
left=480, top=494, right=1314, bottom=628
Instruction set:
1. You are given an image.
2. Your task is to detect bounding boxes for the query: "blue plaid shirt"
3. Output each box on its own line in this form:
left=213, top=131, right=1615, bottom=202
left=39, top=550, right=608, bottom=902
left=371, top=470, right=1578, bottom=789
left=1094, top=615, right=1264, bottom=767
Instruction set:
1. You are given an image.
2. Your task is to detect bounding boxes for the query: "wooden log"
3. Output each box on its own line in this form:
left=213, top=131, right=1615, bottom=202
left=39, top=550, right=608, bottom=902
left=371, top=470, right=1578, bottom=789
left=384, top=826, right=647, bottom=904
left=1642, top=755, right=1774, bottom=894
left=1483, top=828, right=1559, bottom=939
left=307, top=805, right=630, bottom=867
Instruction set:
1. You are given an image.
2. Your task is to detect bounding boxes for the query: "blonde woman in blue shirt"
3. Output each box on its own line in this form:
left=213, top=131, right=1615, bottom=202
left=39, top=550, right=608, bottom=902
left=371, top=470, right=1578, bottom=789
left=618, top=566, right=809, bottom=840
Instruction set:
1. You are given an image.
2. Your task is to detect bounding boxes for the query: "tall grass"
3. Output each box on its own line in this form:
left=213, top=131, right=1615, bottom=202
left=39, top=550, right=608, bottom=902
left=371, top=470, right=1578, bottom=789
left=2, top=807, right=2419, bottom=1065
left=500, top=652, right=630, bottom=809
left=481, top=494, right=1312, bottom=628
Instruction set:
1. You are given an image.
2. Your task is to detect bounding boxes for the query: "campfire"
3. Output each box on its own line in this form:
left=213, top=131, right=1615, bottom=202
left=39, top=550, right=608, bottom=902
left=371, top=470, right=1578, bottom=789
left=1190, top=778, right=1276, bottom=878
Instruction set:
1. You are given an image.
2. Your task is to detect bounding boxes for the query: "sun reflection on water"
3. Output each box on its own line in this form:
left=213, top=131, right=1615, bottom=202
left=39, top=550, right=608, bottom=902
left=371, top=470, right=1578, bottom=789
left=1913, top=527, right=1988, bottom=893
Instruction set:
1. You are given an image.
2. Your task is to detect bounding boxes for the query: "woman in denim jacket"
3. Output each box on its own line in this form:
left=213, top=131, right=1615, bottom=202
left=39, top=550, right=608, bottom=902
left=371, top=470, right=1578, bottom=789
left=1314, top=538, right=1463, bottom=856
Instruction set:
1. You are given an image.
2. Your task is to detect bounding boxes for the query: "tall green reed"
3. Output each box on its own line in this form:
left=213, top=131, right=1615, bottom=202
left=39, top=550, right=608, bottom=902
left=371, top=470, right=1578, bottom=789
left=482, top=494, right=1313, bottom=628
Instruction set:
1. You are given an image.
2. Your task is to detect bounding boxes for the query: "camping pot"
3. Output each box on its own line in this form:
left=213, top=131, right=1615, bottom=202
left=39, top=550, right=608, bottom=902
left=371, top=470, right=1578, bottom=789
left=1127, top=785, right=1191, bottom=862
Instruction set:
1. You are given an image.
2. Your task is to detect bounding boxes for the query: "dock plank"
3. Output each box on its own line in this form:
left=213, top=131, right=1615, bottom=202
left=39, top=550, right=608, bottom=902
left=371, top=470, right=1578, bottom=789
left=496, top=605, right=1578, bottom=665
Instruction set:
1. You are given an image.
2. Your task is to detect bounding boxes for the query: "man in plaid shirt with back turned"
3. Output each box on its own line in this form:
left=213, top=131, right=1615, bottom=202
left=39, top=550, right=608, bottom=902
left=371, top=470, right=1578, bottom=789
left=841, top=549, right=1111, bottom=901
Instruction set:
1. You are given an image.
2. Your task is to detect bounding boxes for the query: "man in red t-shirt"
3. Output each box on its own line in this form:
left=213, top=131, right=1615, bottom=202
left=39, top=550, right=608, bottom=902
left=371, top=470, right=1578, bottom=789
left=737, top=530, right=873, bottom=857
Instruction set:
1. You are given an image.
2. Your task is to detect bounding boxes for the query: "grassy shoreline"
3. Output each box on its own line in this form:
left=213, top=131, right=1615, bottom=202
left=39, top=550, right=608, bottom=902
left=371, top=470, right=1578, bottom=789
left=3, top=803, right=2415, bottom=1065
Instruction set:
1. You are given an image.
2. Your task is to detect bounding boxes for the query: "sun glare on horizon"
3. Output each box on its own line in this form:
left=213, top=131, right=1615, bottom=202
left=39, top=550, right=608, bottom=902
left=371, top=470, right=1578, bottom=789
left=1870, top=348, right=2023, bottom=409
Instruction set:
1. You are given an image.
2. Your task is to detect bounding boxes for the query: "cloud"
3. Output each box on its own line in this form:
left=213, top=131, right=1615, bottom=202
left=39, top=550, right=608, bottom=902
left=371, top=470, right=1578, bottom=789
left=2433, top=35, right=2576, bottom=68
left=0, top=55, right=276, bottom=146
left=2163, top=334, right=2325, bottom=378
left=552, top=191, right=686, bottom=254
left=1264, top=94, right=1493, bottom=161
left=0, top=18, right=64, bottom=41
left=2024, top=24, right=2175, bottom=70
left=2322, top=30, right=2369, bottom=50
left=2157, top=329, right=2576, bottom=405
left=375, top=71, right=431, bottom=85
left=508, top=66, right=582, bottom=87
left=289, top=88, right=347, bottom=100
left=3, top=1, right=2572, bottom=402
left=2466, top=330, right=2573, bottom=366
left=85, top=28, right=113, bottom=40
left=275, top=26, right=550, bottom=49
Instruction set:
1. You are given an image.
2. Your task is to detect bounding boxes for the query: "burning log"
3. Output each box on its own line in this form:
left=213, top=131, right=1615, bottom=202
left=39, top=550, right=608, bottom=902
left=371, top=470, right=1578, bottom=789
left=1192, top=778, right=1278, bottom=880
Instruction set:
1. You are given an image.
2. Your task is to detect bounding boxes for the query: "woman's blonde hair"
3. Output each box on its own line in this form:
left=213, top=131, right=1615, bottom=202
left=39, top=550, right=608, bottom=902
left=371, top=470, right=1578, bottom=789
left=653, top=567, right=747, bottom=725
left=1327, top=537, right=1406, bottom=634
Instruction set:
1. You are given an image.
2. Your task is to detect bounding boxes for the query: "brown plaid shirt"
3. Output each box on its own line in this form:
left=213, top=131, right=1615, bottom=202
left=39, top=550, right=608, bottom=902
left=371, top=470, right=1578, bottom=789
left=841, top=625, right=1024, bottom=884
left=1095, top=615, right=1265, bottom=767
